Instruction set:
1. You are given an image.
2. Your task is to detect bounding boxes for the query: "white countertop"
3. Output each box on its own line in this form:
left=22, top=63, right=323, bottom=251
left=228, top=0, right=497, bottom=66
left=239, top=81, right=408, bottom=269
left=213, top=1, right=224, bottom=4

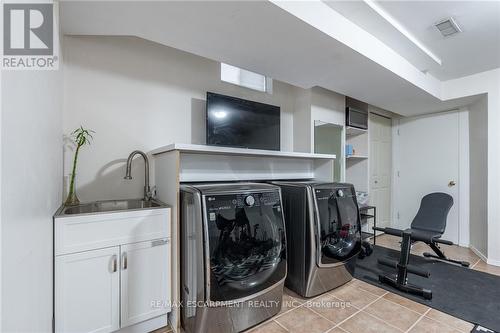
left=151, top=143, right=336, bottom=160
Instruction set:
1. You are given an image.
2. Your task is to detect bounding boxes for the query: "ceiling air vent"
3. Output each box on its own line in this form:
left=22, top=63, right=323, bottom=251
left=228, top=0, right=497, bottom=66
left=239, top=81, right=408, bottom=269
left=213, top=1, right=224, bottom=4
left=435, top=17, right=462, bottom=37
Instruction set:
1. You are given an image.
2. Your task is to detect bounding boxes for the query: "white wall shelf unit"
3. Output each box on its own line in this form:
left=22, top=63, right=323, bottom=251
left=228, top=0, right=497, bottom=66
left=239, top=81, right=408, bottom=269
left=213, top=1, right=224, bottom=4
left=345, top=123, right=369, bottom=192
left=346, top=155, right=368, bottom=160
left=152, top=143, right=336, bottom=332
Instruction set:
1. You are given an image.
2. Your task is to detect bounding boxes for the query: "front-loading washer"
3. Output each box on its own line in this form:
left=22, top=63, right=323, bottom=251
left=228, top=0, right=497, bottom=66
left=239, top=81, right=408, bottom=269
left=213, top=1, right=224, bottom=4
left=272, top=181, right=361, bottom=297
left=180, top=183, right=287, bottom=333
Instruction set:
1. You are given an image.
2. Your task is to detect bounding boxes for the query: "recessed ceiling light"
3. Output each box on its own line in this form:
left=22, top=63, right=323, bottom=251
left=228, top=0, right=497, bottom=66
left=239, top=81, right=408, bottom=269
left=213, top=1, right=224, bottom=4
left=435, top=17, right=462, bottom=37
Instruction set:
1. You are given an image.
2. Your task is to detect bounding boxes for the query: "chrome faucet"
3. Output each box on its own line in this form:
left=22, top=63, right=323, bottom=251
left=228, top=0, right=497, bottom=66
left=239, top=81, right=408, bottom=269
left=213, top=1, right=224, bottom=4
left=124, top=150, right=153, bottom=201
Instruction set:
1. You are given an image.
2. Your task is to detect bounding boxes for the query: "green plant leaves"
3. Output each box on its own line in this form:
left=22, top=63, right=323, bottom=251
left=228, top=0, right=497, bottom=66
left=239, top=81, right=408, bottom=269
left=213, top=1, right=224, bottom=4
left=72, top=126, right=95, bottom=148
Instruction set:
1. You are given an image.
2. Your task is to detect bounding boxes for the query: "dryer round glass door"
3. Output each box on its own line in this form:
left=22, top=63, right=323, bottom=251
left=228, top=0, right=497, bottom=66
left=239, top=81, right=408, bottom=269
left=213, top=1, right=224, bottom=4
left=315, top=187, right=361, bottom=265
left=204, top=190, right=286, bottom=302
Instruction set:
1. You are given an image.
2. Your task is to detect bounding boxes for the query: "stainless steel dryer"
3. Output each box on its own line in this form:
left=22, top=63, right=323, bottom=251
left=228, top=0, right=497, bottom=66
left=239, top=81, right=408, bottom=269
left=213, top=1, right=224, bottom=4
left=272, top=181, right=361, bottom=297
left=180, top=183, right=287, bottom=333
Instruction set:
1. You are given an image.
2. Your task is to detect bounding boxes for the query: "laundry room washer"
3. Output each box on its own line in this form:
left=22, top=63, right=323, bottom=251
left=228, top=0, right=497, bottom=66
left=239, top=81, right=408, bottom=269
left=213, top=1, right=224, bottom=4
left=180, top=183, right=287, bottom=333
left=272, top=181, right=361, bottom=298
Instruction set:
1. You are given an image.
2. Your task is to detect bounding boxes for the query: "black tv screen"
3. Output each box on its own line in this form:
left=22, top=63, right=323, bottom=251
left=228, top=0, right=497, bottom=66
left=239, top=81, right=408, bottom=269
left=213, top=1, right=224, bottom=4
left=206, top=92, right=280, bottom=151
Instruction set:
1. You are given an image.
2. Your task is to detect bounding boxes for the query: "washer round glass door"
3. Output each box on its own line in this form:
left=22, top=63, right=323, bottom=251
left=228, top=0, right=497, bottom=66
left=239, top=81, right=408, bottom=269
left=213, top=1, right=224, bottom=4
left=204, top=190, right=286, bottom=302
left=314, top=186, right=361, bottom=265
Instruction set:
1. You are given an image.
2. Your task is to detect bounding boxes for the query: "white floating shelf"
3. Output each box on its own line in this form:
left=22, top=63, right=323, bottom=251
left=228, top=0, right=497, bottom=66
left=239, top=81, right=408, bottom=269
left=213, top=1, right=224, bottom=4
left=152, top=143, right=336, bottom=183
left=151, top=143, right=336, bottom=160
left=346, top=126, right=367, bottom=136
left=346, top=155, right=368, bottom=160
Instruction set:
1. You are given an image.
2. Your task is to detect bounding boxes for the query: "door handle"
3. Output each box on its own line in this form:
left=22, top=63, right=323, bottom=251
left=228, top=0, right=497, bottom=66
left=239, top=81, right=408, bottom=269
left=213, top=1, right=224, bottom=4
left=122, top=252, right=128, bottom=270
left=110, top=255, right=117, bottom=273
left=448, top=180, right=456, bottom=187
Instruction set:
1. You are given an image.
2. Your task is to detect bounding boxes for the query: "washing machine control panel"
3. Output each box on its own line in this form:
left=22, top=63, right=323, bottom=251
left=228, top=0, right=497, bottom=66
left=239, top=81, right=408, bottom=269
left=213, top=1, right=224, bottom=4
left=206, top=190, right=281, bottom=211
left=244, top=195, right=255, bottom=206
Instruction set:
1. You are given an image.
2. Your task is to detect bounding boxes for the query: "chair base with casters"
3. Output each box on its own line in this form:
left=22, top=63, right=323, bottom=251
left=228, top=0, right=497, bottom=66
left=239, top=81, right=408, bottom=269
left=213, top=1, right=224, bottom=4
left=374, top=227, right=433, bottom=300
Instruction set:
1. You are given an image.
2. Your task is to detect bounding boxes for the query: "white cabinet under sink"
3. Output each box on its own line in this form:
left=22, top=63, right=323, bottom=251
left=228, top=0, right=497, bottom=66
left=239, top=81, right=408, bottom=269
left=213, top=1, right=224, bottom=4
left=54, top=205, right=171, bottom=333
left=55, top=247, right=121, bottom=333
left=120, top=239, right=171, bottom=327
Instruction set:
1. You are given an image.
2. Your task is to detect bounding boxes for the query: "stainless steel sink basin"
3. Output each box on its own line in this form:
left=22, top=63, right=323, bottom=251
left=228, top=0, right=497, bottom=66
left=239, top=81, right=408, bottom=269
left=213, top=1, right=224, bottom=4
left=58, top=199, right=165, bottom=216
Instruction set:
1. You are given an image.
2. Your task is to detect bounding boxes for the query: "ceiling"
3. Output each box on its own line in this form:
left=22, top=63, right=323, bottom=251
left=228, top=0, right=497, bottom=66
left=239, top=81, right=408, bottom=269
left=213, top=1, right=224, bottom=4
left=60, top=1, right=487, bottom=116
left=325, top=1, right=500, bottom=80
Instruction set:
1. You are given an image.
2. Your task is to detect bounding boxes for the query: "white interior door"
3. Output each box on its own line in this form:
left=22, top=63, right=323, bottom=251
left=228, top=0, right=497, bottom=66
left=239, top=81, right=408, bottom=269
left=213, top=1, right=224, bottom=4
left=55, top=247, right=120, bottom=333
left=395, top=112, right=460, bottom=243
left=120, top=239, right=171, bottom=327
left=370, top=113, right=392, bottom=229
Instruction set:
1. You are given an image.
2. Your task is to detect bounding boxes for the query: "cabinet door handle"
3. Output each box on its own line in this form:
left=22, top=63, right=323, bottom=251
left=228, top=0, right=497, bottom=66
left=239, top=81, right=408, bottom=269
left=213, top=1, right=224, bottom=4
left=110, top=255, right=117, bottom=273
left=122, top=252, right=128, bottom=270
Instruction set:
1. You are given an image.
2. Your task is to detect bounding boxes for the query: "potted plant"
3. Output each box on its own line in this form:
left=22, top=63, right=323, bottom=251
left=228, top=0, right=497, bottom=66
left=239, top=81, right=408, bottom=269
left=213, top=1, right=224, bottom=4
left=65, top=126, right=94, bottom=206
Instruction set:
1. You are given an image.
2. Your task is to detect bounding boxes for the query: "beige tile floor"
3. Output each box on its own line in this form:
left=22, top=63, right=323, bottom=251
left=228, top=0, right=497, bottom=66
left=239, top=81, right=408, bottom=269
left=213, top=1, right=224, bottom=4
left=245, top=234, right=500, bottom=333
left=154, top=234, right=500, bottom=333
left=248, top=280, right=474, bottom=333
left=372, top=234, right=499, bottom=277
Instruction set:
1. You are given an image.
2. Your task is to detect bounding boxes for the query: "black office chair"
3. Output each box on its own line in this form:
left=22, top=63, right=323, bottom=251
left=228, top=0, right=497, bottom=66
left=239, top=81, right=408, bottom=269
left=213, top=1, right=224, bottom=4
left=373, top=192, right=470, bottom=299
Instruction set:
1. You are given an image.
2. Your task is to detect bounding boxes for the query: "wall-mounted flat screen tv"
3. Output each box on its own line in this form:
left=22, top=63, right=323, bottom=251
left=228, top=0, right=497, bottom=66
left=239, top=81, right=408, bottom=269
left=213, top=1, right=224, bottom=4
left=206, top=92, right=280, bottom=151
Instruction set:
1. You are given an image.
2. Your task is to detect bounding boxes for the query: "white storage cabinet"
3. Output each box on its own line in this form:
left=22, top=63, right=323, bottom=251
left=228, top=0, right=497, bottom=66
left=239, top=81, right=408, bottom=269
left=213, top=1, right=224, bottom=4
left=54, top=207, right=171, bottom=333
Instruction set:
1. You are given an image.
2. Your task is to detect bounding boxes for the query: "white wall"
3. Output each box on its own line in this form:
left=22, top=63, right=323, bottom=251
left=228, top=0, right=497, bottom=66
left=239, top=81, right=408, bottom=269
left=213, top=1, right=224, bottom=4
left=1, top=61, right=62, bottom=333
left=62, top=36, right=298, bottom=201
left=0, top=5, right=63, bottom=331
left=468, top=96, right=488, bottom=258
left=0, top=61, right=3, bottom=332
left=458, top=110, right=470, bottom=247
left=442, top=68, right=500, bottom=265
left=311, top=87, right=345, bottom=128
left=292, top=87, right=346, bottom=155
left=292, top=88, right=311, bottom=153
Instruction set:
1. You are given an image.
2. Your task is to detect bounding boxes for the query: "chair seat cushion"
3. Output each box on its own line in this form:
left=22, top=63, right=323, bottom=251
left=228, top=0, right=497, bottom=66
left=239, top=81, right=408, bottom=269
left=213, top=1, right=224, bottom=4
left=408, top=228, right=441, bottom=243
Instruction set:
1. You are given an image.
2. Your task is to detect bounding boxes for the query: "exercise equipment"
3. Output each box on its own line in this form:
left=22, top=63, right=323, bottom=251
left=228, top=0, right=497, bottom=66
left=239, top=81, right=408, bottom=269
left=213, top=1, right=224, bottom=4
left=410, top=193, right=469, bottom=267
left=358, top=240, right=373, bottom=259
left=373, top=192, right=470, bottom=299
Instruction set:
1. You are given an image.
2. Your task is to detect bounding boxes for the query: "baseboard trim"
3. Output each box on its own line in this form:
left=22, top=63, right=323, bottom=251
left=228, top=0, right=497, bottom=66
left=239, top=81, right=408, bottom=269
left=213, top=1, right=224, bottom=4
left=169, top=307, right=179, bottom=333
left=117, top=314, right=169, bottom=333
left=486, top=258, right=500, bottom=267
left=470, top=245, right=488, bottom=263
